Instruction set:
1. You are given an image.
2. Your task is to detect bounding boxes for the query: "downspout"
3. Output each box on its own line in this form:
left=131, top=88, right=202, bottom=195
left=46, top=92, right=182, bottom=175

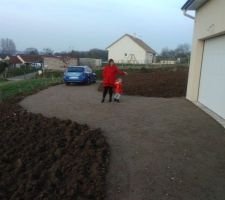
left=183, top=10, right=195, bottom=20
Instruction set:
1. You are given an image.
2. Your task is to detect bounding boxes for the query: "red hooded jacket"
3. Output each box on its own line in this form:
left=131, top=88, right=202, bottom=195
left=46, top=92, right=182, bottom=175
left=114, top=81, right=123, bottom=94
left=102, top=65, right=125, bottom=87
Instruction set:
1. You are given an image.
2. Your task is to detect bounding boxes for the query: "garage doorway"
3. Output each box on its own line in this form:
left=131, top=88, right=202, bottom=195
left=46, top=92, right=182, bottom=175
left=198, top=35, right=225, bottom=119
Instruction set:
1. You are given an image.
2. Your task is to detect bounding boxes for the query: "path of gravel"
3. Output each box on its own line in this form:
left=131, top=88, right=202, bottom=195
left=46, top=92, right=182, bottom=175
left=21, top=84, right=225, bottom=200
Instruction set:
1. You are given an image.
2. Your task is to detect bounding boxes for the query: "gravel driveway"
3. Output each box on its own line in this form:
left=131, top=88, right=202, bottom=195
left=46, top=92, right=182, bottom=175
left=20, top=84, right=225, bottom=200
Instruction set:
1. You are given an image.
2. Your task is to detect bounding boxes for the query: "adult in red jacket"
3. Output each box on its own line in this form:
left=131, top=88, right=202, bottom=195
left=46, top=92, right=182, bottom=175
left=102, top=59, right=127, bottom=103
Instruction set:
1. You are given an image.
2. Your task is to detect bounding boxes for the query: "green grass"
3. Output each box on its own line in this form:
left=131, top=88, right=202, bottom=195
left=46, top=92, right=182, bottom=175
left=0, top=79, right=8, bottom=84
left=6, top=67, right=38, bottom=78
left=37, top=70, right=64, bottom=79
left=0, top=78, right=62, bottom=101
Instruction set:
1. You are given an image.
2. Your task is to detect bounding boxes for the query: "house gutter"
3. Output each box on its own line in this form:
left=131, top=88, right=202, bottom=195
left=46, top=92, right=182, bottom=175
left=183, top=10, right=195, bottom=20
left=182, top=0, right=209, bottom=20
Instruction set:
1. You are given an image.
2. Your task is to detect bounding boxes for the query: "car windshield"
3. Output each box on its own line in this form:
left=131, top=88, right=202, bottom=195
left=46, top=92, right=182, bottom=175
left=67, top=67, right=84, bottom=72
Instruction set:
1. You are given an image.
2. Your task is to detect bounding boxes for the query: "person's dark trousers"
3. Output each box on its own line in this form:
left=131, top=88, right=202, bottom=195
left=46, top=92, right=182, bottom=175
left=102, top=86, right=113, bottom=102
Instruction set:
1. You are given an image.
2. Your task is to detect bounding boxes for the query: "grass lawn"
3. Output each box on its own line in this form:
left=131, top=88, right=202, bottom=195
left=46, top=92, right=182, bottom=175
left=0, top=79, right=8, bottom=84
left=0, top=78, right=62, bottom=101
left=6, top=67, right=38, bottom=78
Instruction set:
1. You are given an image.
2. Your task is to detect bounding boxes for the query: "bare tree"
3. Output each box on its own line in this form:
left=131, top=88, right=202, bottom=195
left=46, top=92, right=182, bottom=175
left=42, top=48, right=54, bottom=56
left=25, top=47, right=39, bottom=55
left=157, top=44, right=191, bottom=63
left=160, top=47, right=175, bottom=60
left=0, top=38, right=16, bottom=55
left=174, top=44, right=191, bottom=63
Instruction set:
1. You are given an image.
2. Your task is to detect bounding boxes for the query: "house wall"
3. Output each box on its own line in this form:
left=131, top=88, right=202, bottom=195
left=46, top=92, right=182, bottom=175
left=79, top=58, right=102, bottom=68
left=146, top=52, right=154, bottom=64
left=107, top=35, right=147, bottom=64
left=67, top=58, right=78, bottom=66
left=160, top=60, right=176, bottom=65
left=43, top=57, right=77, bottom=71
left=187, top=0, right=225, bottom=101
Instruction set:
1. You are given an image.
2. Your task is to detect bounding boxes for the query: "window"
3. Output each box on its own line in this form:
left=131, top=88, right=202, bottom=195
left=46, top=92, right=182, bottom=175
left=67, top=67, right=84, bottom=72
left=85, top=67, right=92, bottom=73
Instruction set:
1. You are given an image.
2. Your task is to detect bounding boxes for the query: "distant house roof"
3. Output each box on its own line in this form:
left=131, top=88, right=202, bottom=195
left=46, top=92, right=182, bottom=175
left=106, top=34, right=157, bottom=54
left=19, top=55, right=43, bottom=63
left=9, top=56, right=23, bottom=64
left=181, top=0, right=209, bottom=10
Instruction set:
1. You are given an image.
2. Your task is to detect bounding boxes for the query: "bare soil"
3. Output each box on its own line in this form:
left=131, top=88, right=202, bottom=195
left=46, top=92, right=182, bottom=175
left=99, top=67, right=189, bottom=97
left=0, top=97, right=109, bottom=200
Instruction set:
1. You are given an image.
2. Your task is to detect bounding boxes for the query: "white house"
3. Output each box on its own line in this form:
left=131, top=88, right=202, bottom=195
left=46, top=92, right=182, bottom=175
left=106, top=34, right=156, bottom=64
left=182, top=0, right=225, bottom=124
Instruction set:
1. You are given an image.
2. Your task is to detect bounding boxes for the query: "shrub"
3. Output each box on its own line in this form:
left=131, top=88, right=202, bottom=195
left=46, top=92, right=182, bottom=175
left=0, top=62, right=8, bottom=74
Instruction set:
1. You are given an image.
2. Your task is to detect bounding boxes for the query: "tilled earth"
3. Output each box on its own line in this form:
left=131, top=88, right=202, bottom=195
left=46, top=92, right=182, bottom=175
left=0, top=98, right=110, bottom=200
left=99, top=68, right=189, bottom=97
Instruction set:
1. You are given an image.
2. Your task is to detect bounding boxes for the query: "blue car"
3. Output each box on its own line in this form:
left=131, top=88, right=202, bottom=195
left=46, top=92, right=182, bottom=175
left=64, top=66, right=96, bottom=85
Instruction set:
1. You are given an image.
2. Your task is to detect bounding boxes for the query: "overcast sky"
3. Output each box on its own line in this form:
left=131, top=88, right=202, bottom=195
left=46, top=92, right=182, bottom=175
left=0, top=0, right=194, bottom=53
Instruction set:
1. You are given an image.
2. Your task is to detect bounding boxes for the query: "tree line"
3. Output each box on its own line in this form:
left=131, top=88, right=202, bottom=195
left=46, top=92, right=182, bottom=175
left=0, top=38, right=190, bottom=63
left=0, top=38, right=108, bottom=60
left=0, top=38, right=16, bottom=55
left=157, top=44, right=191, bottom=64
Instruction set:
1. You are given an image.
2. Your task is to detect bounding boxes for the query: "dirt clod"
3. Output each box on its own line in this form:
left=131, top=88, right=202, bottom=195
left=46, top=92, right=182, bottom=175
left=0, top=100, right=110, bottom=200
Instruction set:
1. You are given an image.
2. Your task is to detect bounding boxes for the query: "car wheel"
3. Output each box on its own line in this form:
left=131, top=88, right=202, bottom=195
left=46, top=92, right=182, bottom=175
left=65, top=82, right=69, bottom=86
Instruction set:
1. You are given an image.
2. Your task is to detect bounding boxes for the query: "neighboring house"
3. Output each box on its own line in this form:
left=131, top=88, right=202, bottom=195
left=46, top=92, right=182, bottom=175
left=160, top=60, right=177, bottom=65
left=7, top=55, right=78, bottom=70
left=4, top=56, right=10, bottom=61
left=9, top=55, right=43, bottom=68
left=106, top=34, right=156, bottom=64
left=20, top=55, right=43, bottom=67
left=9, top=56, right=24, bottom=68
left=0, top=56, right=10, bottom=62
left=182, top=0, right=225, bottom=120
left=79, top=58, right=102, bottom=68
left=43, top=56, right=78, bottom=71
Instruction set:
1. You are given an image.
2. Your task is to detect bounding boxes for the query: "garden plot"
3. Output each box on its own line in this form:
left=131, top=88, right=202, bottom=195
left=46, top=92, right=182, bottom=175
left=0, top=97, right=109, bottom=200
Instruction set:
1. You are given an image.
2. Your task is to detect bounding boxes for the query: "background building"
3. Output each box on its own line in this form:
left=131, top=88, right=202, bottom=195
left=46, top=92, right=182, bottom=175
left=106, top=34, right=156, bottom=64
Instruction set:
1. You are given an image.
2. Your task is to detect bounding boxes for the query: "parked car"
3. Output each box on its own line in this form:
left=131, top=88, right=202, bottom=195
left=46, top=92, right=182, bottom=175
left=31, top=62, right=42, bottom=69
left=64, top=66, right=96, bottom=85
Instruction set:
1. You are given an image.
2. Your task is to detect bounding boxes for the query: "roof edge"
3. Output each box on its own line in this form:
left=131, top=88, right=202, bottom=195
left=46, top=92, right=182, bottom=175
left=106, top=34, right=156, bottom=54
left=105, top=34, right=128, bottom=50
left=181, top=0, right=195, bottom=10
left=128, top=34, right=157, bottom=54
left=181, top=0, right=209, bottom=10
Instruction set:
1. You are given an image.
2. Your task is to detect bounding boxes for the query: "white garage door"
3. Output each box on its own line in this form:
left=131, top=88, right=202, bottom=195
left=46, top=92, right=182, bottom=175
left=199, top=35, right=225, bottom=119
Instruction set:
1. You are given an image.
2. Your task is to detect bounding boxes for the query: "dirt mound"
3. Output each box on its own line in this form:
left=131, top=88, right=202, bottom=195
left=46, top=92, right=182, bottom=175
left=0, top=100, right=110, bottom=200
left=99, top=68, right=188, bottom=98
